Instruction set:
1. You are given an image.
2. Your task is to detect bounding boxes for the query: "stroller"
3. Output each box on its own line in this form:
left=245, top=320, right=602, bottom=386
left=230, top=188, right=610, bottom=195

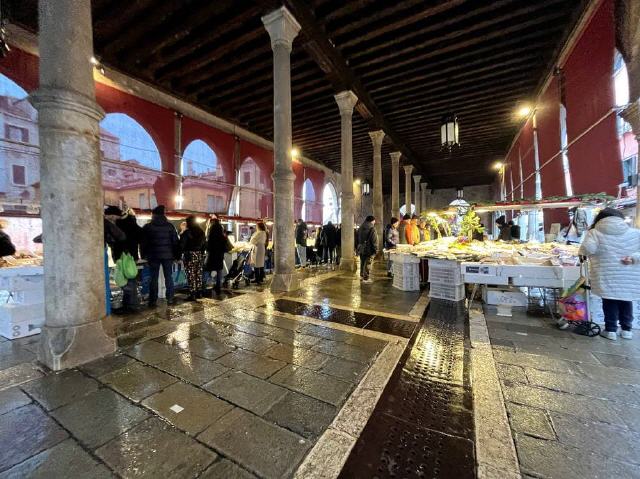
left=556, top=258, right=601, bottom=337
left=224, top=249, right=253, bottom=289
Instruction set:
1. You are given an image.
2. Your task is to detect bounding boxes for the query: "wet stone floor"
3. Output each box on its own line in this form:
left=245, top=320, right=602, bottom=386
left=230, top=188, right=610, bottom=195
left=0, top=270, right=418, bottom=479
left=487, top=306, right=640, bottom=479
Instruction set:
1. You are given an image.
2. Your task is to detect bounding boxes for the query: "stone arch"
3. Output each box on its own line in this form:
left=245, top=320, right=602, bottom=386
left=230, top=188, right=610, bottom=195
left=323, top=181, right=339, bottom=224
left=301, top=178, right=315, bottom=222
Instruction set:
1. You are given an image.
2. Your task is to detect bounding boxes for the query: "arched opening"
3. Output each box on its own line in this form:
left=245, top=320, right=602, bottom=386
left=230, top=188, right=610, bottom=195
left=181, top=139, right=226, bottom=213
left=0, top=73, right=42, bottom=253
left=236, top=157, right=269, bottom=218
left=99, top=113, right=162, bottom=210
left=322, top=182, right=339, bottom=224
left=301, top=178, right=315, bottom=222
left=614, top=51, right=638, bottom=189
left=399, top=204, right=415, bottom=216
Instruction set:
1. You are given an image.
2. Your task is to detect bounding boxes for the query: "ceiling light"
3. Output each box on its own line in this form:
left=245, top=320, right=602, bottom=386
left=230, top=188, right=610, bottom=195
left=290, top=147, right=299, bottom=159
left=440, top=114, right=460, bottom=151
left=517, top=105, right=532, bottom=118
left=492, top=161, right=504, bottom=171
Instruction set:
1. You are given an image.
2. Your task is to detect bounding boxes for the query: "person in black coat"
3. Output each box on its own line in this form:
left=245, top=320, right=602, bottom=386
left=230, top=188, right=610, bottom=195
left=0, top=220, right=16, bottom=257
left=357, top=216, right=378, bottom=283
left=141, top=205, right=179, bottom=307
left=336, top=225, right=342, bottom=264
left=180, top=215, right=206, bottom=300
left=114, top=209, right=143, bottom=312
left=205, top=218, right=229, bottom=295
left=322, top=221, right=337, bottom=264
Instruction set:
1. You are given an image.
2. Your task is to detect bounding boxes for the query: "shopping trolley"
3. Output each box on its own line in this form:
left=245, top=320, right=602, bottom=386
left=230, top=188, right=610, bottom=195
left=556, top=257, right=601, bottom=337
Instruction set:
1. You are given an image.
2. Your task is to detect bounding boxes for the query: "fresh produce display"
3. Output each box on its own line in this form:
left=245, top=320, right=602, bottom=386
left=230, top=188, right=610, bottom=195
left=459, top=209, right=484, bottom=239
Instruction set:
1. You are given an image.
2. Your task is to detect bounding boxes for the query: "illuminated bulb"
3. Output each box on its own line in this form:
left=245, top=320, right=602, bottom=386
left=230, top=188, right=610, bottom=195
left=492, top=161, right=504, bottom=171
left=90, top=56, right=100, bottom=66
left=354, top=179, right=361, bottom=185
left=290, top=147, right=299, bottom=159
left=174, top=195, right=184, bottom=203
left=517, top=105, right=532, bottom=118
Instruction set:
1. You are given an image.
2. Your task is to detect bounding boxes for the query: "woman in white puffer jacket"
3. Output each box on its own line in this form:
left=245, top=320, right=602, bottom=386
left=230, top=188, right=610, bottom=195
left=579, top=208, right=640, bottom=340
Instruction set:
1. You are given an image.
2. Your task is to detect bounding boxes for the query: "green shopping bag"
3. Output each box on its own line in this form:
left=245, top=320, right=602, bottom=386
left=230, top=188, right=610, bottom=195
left=114, top=259, right=128, bottom=287
left=122, top=253, right=138, bottom=279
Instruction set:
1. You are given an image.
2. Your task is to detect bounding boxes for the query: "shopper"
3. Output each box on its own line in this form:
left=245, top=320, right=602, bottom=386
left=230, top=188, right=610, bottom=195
left=418, top=219, right=429, bottom=242
left=141, top=205, right=179, bottom=307
left=295, top=219, right=308, bottom=267
left=180, top=215, right=206, bottom=300
left=0, top=220, right=16, bottom=257
left=357, top=215, right=378, bottom=283
left=315, top=226, right=324, bottom=264
left=509, top=220, right=521, bottom=241
left=323, top=221, right=337, bottom=264
left=250, top=222, right=268, bottom=284
left=104, top=206, right=126, bottom=315
left=113, top=208, right=143, bottom=312
left=336, top=224, right=342, bottom=263
left=579, top=208, right=640, bottom=340
left=385, top=217, right=400, bottom=277
left=205, top=218, right=228, bottom=295
left=410, top=215, right=420, bottom=245
left=398, top=214, right=411, bottom=245
left=496, top=215, right=512, bottom=241
left=556, top=208, right=587, bottom=245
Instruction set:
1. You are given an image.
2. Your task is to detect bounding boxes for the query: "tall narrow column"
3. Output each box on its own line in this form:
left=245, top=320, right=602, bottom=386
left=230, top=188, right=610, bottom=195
left=421, top=182, right=428, bottom=211
left=335, top=90, right=359, bottom=272
left=369, top=130, right=385, bottom=257
left=621, top=101, right=640, bottom=227
left=263, top=7, right=301, bottom=292
left=390, top=152, right=401, bottom=217
left=403, top=165, right=414, bottom=215
left=30, top=0, right=115, bottom=370
left=413, top=174, right=422, bottom=216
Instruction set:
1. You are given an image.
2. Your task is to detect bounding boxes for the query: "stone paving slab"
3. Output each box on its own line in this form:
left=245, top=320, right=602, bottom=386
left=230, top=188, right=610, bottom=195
left=318, top=356, right=368, bottom=383
left=21, top=370, right=100, bottom=411
left=495, top=363, right=528, bottom=384
left=264, top=391, right=337, bottom=438
left=215, top=349, right=286, bottom=379
left=155, top=352, right=230, bottom=386
left=270, top=365, right=352, bottom=406
left=96, top=417, right=217, bottom=478
left=177, top=336, right=235, bottom=361
left=0, top=404, right=68, bottom=472
left=505, top=402, right=555, bottom=440
left=0, top=438, right=114, bottom=479
left=220, top=330, right=279, bottom=354
left=51, top=388, right=149, bottom=449
left=494, top=349, right=577, bottom=374
left=142, top=381, right=234, bottom=436
left=198, top=408, right=310, bottom=479
left=0, top=343, right=35, bottom=370
left=311, top=339, right=377, bottom=364
left=0, top=387, right=31, bottom=415
left=99, top=362, right=177, bottom=403
left=593, top=351, right=640, bottom=371
left=200, top=459, right=257, bottom=479
left=125, top=341, right=183, bottom=365
left=263, top=343, right=330, bottom=370
left=80, top=354, right=136, bottom=378
left=204, top=370, right=288, bottom=416
left=0, top=362, right=43, bottom=391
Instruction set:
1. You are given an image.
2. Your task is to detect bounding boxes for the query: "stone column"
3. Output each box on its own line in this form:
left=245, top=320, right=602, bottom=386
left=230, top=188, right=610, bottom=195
left=30, top=0, right=115, bottom=370
left=421, top=182, right=428, bottom=212
left=390, top=152, right=401, bottom=217
left=335, top=90, right=359, bottom=272
left=403, top=165, right=414, bottom=215
left=369, top=130, right=385, bottom=257
left=262, top=7, right=301, bottom=292
left=621, top=100, right=640, bottom=227
left=413, top=174, right=422, bottom=217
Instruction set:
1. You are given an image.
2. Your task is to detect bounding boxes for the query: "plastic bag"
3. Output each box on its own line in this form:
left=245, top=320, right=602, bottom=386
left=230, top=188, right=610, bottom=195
left=114, top=259, right=128, bottom=287
left=121, top=253, right=138, bottom=279
left=559, top=283, right=587, bottom=322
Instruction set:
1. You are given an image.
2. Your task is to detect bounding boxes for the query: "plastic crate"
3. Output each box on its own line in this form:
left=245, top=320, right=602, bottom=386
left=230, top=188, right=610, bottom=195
left=429, top=282, right=466, bottom=302
left=393, top=274, right=420, bottom=291
left=393, top=262, right=420, bottom=277
left=390, top=252, right=420, bottom=264
left=428, top=267, right=463, bottom=285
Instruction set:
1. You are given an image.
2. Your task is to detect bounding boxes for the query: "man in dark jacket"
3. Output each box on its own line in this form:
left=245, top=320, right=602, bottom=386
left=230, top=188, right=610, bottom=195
left=113, top=209, right=143, bottom=312
left=142, top=205, right=179, bottom=307
left=357, top=216, right=378, bottom=283
left=295, top=219, right=308, bottom=267
left=322, top=221, right=337, bottom=264
left=0, top=220, right=16, bottom=257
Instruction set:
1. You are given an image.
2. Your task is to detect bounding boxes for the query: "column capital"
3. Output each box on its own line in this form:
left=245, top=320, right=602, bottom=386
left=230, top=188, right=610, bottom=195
left=390, top=151, right=401, bottom=164
left=420, top=181, right=428, bottom=191
left=368, top=129, right=385, bottom=147
left=621, top=99, right=640, bottom=135
left=413, top=174, right=422, bottom=185
left=335, top=90, right=358, bottom=117
left=403, top=165, right=414, bottom=176
left=262, top=7, right=301, bottom=52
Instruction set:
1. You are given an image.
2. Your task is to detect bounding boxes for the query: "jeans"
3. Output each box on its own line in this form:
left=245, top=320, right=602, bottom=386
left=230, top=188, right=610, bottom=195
left=149, top=259, right=174, bottom=305
left=324, top=247, right=336, bottom=264
left=602, top=298, right=633, bottom=332
left=360, top=255, right=372, bottom=279
left=296, top=245, right=307, bottom=266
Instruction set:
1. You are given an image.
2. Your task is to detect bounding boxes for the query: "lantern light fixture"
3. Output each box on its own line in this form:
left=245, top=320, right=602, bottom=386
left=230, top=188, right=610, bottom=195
left=440, top=114, right=460, bottom=151
left=361, top=179, right=371, bottom=196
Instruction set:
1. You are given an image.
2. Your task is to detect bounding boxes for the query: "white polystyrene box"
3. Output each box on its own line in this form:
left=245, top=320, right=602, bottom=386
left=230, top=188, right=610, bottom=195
left=390, top=253, right=420, bottom=264
left=0, top=302, right=44, bottom=323
left=0, top=273, right=44, bottom=292
left=482, top=286, right=527, bottom=307
left=460, top=262, right=509, bottom=285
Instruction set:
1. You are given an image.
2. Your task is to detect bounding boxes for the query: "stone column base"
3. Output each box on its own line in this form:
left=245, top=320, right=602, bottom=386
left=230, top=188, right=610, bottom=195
left=339, top=258, right=357, bottom=272
left=39, top=320, right=116, bottom=371
left=270, top=272, right=301, bottom=293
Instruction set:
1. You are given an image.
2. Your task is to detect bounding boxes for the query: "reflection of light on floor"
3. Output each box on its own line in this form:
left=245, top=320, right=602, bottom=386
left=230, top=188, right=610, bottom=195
left=410, top=333, right=442, bottom=371
left=263, top=303, right=275, bottom=314
left=163, top=323, right=192, bottom=345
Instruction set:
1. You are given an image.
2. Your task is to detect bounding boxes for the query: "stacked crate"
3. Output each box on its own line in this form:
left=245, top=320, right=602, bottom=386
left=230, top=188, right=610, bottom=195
left=0, top=266, right=45, bottom=339
left=391, top=253, right=421, bottom=291
left=428, top=259, right=465, bottom=301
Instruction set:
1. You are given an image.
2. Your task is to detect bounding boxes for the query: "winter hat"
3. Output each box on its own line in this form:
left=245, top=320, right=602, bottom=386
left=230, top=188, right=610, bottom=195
left=104, top=205, right=123, bottom=216
left=152, top=205, right=166, bottom=215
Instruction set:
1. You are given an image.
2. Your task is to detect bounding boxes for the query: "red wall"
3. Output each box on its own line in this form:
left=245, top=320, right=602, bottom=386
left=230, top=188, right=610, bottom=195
left=0, top=45, right=328, bottom=219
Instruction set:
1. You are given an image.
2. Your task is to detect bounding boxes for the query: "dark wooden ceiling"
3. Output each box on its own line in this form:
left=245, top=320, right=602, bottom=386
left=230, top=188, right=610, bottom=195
left=8, top=0, right=587, bottom=189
